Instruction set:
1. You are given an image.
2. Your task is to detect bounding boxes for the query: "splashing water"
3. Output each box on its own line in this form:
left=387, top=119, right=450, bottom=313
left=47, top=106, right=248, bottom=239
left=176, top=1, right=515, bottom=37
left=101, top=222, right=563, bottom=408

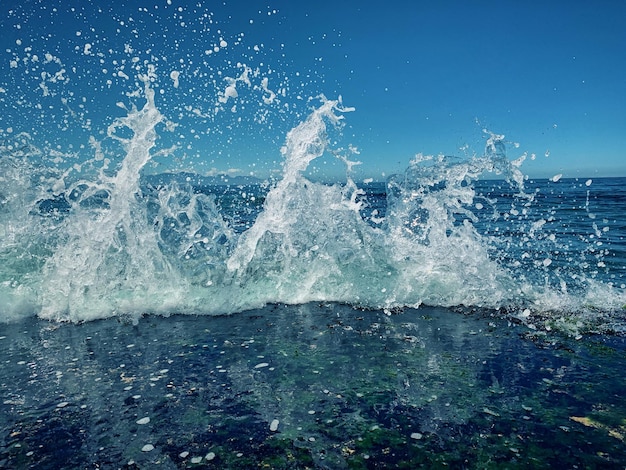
left=38, top=79, right=189, bottom=320
left=0, top=76, right=624, bottom=335
left=4, top=6, right=626, bottom=470
left=0, top=2, right=624, bottom=335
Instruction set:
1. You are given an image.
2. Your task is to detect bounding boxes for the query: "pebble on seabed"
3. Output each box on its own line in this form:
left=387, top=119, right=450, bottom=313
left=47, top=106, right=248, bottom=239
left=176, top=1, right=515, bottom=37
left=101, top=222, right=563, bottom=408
left=270, top=419, right=279, bottom=431
left=141, top=444, right=154, bottom=452
left=136, top=417, right=150, bottom=425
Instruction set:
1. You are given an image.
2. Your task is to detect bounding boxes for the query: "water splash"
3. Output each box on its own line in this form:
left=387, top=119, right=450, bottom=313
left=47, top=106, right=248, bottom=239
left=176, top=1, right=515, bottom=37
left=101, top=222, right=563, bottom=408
left=5, top=84, right=522, bottom=320
left=226, top=96, right=355, bottom=274
left=0, top=71, right=624, bottom=333
left=39, top=79, right=188, bottom=321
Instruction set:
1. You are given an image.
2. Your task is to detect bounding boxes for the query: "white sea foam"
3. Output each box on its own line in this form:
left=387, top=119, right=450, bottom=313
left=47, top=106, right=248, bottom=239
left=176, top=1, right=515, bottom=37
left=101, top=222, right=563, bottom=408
left=0, top=56, right=623, bottom=334
left=0, top=80, right=624, bottom=336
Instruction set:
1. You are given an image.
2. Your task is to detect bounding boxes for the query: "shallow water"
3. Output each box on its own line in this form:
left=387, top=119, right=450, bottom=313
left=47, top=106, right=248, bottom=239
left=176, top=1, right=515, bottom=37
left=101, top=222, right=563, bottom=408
left=2, top=303, right=626, bottom=468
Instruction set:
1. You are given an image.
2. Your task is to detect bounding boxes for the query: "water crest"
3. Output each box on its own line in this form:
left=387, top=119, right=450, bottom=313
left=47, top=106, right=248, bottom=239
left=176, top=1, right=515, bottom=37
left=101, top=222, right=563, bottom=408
left=0, top=80, right=624, bottom=335
left=0, top=1, right=624, bottom=334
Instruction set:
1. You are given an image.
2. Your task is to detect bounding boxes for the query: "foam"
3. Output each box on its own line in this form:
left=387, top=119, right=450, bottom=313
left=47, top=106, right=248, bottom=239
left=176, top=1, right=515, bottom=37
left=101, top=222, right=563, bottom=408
left=1, top=81, right=624, bottom=334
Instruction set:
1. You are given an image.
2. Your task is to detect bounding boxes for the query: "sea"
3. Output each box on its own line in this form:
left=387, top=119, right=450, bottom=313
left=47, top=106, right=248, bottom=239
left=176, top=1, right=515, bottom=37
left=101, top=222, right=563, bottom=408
left=2, top=5, right=626, bottom=469
left=1, top=87, right=626, bottom=468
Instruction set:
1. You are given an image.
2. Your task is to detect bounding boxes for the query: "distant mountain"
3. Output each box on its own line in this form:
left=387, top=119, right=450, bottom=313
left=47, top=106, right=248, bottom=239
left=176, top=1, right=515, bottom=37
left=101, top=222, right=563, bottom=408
left=142, top=171, right=264, bottom=187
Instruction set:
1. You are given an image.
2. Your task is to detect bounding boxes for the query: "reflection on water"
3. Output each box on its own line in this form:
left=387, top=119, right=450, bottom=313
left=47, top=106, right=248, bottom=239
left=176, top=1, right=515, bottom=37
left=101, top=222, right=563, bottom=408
left=1, top=304, right=626, bottom=468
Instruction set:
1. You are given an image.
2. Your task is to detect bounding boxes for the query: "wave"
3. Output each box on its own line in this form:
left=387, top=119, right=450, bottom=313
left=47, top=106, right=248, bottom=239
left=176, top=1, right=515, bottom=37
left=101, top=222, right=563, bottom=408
left=0, top=81, right=625, bottom=336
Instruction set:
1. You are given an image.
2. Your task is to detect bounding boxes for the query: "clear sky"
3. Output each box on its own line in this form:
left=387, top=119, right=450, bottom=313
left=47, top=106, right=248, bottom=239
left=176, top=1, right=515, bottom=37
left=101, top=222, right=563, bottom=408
left=1, top=0, right=625, bottom=181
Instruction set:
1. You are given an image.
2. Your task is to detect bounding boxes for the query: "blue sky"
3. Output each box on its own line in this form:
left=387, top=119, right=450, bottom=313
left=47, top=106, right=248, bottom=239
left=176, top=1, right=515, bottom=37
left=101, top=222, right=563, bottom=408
left=276, top=0, right=626, bottom=179
left=1, top=0, right=625, bottom=181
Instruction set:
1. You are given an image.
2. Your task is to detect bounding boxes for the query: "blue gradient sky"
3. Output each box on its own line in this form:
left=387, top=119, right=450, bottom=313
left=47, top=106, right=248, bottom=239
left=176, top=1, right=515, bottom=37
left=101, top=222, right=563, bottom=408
left=1, top=0, right=624, bottom=181
left=277, top=0, right=626, bottom=179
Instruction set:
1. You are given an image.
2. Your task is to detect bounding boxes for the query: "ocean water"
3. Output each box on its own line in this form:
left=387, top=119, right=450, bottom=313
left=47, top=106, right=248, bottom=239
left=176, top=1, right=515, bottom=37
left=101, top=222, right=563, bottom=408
left=1, top=92, right=624, bottom=330
left=1, top=85, right=626, bottom=469
left=2, top=3, right=626, bottom=468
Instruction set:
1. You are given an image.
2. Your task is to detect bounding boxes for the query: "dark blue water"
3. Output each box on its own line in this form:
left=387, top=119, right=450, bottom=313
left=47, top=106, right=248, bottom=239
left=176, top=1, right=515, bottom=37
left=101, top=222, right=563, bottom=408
left=2, top=304, right=626, bottom=469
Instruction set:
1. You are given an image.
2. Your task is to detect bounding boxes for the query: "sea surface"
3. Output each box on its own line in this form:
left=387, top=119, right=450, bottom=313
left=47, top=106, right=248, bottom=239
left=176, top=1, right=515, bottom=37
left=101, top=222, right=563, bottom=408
left=1, top=99, right=626, bottom=466
left=1, top=304, right=626, bottom=469
left=1, top=3, right=626, bottom=467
